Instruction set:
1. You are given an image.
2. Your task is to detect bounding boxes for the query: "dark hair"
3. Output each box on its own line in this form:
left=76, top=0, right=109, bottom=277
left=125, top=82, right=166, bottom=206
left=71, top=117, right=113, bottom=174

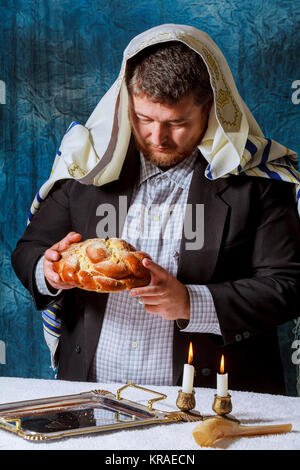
left=125, top=41, right=213, bottom=106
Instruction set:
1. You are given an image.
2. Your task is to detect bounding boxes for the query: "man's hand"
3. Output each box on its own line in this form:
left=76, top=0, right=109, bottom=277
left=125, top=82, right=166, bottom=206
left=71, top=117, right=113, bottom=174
left=43, top=232, right=82, bottom=291
left=130, top=258, right=190, bottom=321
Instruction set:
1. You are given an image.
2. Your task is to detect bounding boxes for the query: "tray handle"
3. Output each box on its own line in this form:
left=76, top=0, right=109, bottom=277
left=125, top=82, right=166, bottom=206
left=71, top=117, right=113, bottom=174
left=0, top=417, right=22, bottom=433
left=116, top=381, right=167, bottom=411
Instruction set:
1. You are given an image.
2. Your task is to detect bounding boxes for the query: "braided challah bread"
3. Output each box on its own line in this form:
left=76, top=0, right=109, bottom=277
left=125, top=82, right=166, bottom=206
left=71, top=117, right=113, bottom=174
left=53, top=238, right=151, bottom=293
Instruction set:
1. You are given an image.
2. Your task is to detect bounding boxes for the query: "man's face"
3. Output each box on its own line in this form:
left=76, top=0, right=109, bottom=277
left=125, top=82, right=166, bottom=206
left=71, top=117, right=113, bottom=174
left=128, top=92, right=212, bottom=168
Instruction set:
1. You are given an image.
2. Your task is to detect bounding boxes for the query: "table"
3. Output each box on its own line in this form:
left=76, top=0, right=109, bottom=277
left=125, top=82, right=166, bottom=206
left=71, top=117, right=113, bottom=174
left=0, top=377, right=299, bottom=451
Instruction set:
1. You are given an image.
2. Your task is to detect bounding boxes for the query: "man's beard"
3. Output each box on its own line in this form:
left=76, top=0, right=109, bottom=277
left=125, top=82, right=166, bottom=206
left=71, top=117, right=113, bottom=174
left=131, top=128, right=197, bottom=169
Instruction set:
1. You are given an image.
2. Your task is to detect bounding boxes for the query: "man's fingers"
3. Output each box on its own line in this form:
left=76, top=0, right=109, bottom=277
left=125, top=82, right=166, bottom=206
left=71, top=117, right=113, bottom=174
left=51, top=232, right=82, bottom=252
left=46, top=271, right=61, bottom=285
left=142, top=257, right=166, bottom=274
left=45, top=233, right=82, bottom=262
left=44, top=248, right=60, bottom=261
left=143, top=304, right=164, bottom=315
left=44, top=258, right=61, bottom=283
left=140, top=296, right=163, bottom=306
left=57, top=232, right=82, bottom=251
left=44, top=264, right=77, bottom=290
left=43, top=232, right=82, bottom=292
left=130, top=285, right=164, bottom=297
left=142, top=258, right=169, bottom=285
left=47, top=280, right=77, bottom=290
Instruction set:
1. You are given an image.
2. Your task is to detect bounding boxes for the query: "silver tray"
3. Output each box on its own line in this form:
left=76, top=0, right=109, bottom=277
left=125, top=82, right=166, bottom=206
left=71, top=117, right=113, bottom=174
left=0, top=382, right=187, bottom=441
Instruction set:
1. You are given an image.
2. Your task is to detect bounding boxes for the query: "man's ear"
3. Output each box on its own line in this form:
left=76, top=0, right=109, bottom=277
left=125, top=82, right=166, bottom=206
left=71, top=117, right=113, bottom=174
left=204, top=98, right=214, bottom=114
left=127, top=94, right=134, bottom=120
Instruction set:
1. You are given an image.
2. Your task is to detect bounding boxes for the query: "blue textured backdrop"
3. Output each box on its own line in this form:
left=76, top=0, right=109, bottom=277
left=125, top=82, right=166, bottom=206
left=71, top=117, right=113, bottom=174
left=0, top=0, right=299, bottom=393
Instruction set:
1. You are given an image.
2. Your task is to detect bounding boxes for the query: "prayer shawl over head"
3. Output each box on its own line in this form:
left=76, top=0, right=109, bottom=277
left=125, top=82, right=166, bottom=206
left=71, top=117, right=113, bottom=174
left=29, top=23, right=300, bottom=222
left=28, top=24, right=300, bottom=367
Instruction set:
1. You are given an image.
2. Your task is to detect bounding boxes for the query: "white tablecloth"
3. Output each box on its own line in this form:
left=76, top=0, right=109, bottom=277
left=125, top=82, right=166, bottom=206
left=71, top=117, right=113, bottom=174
left=0, top=377, right=299, bottom=451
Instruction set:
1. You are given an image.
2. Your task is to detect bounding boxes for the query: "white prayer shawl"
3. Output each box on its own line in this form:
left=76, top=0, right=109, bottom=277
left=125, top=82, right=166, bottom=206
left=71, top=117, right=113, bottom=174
left=28, top=23, right=300, bottom=224
left=28, top=24, right=300, bottom=370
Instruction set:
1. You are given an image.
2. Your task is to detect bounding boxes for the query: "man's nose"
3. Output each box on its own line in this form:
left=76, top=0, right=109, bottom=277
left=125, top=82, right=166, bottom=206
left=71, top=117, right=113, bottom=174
left=151, top=122, right=168, bottom=146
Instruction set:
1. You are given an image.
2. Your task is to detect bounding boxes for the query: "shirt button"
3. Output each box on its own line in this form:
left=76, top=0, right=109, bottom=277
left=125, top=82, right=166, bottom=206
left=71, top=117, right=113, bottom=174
left=235, top=334, right=242, bottom=342
left=201, top=368, right=211, bottom=376
left=243, top=331, right=250, bottom=339
left=131, top=341, right=138, bottom=349
left=152, top=214, right=160, bottom=222
left=161, top=174, right=167, bottom=180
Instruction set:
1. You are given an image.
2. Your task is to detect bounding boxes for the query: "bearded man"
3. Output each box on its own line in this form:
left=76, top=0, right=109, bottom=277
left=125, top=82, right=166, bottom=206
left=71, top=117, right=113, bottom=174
left=11, top=24, right=300, bottom=395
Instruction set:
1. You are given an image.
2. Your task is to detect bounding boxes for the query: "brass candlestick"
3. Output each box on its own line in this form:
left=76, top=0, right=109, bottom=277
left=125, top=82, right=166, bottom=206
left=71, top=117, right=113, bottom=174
left=176, top=390, right=196, bottom=411
left=176, top=389, right=203, bottom=422
left=211, top=393, right=239, bottom=423
left=212, top=393, right=232, bottom=416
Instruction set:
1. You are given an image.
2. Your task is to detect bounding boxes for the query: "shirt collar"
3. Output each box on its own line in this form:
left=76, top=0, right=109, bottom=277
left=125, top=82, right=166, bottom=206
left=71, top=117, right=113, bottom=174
left=138, top=149, right=198, bottom=189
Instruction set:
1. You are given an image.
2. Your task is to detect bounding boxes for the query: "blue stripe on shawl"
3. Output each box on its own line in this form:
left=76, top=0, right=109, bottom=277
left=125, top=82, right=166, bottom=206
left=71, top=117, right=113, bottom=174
left=47, top=304, right=59, bottom=313
left=261, top=138, right=272, bottom=164
left=43, top=310, right=61, bottom=325
left=206, top=164, right=213, bottom=179
left=65, top=122, right=80, bottom=134
left=36, top=192, right=43, bottom=203
left=43, top=325, right=61, bottom=338
left=28, top=211, right=33, bottom=221
left=281, top=157, right=292, bottom=167
left=42, top=313, right=61, bottom=336
left=297, top=188, right=300, bottom=202
left=282, top=165, right=300, bottom=181
left=42, top=322, right=61, bottom=336
left=257, top=164, right=282, bottom=180
left=245, top=139, right=258, bottom=156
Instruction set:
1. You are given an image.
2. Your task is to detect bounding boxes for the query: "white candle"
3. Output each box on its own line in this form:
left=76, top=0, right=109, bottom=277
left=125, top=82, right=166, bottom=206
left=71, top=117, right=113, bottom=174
left=182, top=363, right=195, bottom=393
left=182, top=342, right=195, bottom=393
left=217, top=372, right=228, bottom=396
left=217, top=354, right=228, bottom=396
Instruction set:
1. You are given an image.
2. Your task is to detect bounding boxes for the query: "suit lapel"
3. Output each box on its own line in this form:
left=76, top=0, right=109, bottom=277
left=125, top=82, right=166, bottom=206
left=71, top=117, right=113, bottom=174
left=177, top=152, right=231, bottom=284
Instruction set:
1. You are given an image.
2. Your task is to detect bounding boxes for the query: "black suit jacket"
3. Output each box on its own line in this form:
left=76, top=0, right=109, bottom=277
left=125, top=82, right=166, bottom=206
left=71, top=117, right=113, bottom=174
left=11, top=139, right=300, bottom=394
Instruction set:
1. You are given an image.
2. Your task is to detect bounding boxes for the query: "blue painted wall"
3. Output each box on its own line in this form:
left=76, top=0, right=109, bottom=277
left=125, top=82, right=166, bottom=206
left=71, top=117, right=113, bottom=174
left=1, top=0, right=299, bottom=392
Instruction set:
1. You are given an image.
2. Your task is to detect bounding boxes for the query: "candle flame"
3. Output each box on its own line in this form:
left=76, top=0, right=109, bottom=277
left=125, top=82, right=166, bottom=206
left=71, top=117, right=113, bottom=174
left=188, top=342, right=193, bottom=364
left=220, top=354, right=225, bottom=374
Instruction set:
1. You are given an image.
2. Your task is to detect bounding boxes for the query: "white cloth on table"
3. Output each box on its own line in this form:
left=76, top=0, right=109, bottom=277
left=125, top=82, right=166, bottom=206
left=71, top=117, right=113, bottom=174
left=0, top=377, right=299, bottom=450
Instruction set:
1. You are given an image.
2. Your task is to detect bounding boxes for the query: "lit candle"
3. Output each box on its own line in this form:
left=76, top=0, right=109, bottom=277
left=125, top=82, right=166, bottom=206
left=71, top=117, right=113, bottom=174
left=182, top=342, right=195, bottom=393
left=217, top=354, right=228, bottom=397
